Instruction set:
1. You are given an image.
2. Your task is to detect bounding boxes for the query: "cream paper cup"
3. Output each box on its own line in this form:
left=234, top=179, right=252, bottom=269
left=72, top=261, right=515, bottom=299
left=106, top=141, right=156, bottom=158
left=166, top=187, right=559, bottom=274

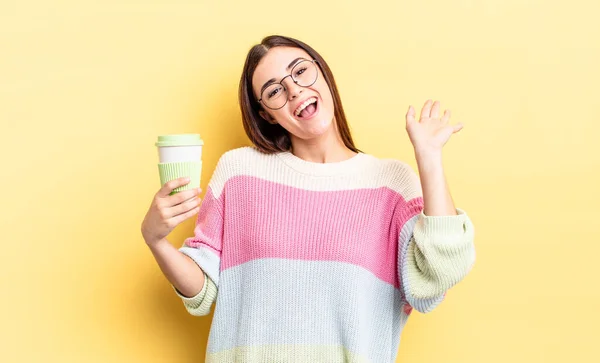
left=155, top=134, right=203, bottom=195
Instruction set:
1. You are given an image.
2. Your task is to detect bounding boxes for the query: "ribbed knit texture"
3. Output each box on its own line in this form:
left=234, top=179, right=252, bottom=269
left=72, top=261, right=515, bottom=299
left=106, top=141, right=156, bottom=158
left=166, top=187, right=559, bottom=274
left=157, top=160, right=202, bottom=194
left=173, top=146, right=476, bottom=363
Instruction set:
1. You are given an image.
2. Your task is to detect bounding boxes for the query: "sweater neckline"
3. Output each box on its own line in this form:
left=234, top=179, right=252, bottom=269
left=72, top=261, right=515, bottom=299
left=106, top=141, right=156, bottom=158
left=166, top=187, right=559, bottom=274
left=275, top=150, right=370, bottom=177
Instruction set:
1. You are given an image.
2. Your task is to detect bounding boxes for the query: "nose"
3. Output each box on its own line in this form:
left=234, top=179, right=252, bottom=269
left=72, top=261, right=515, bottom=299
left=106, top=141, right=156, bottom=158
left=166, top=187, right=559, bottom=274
left=281, top=76, right=303, bottom=101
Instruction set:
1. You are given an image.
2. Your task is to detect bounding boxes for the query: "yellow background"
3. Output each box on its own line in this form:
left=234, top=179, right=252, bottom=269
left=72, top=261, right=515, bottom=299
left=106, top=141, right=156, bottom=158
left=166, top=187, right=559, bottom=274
left=2, top=1, right=599, bottom=362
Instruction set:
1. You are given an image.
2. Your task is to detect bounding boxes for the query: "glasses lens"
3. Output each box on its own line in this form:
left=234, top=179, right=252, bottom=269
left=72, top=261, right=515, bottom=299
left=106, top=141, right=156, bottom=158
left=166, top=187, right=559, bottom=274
left=262, top=84, right=287, bottom=109
left=292, top=60, right=318, bottom=87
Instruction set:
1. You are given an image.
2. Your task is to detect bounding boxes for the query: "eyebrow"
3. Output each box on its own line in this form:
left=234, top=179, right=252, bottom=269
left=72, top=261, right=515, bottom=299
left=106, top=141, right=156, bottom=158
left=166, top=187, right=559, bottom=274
left=259, top=57, right=306, bottom=97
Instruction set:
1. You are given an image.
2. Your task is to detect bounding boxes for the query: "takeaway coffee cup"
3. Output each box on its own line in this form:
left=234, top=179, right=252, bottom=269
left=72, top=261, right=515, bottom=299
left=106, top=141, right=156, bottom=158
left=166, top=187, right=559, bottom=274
left=155, top=134, right=203, bottom=195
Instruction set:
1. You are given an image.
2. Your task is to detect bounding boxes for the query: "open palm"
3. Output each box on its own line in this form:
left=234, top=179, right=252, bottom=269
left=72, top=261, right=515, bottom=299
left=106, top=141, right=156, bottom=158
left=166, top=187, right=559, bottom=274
left=405, top=99, right=463, bottom=154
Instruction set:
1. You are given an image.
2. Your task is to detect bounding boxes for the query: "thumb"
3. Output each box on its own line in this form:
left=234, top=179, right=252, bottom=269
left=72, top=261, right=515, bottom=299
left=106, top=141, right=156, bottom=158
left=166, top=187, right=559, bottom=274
left=406, top=105, right=416, bottom=126
left=452, top=123, right=464, bottom=133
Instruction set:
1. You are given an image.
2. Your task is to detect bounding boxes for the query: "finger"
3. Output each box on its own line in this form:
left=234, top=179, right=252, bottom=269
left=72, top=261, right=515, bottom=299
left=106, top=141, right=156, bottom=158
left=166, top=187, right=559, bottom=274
left=441, top=109, right=451, bottom=124
left=167, top=187, right=202, bottom=206
left=158, top=177, right=191, bottom=198
left=406, top=105, right=416, bottom=126
left=169, top=205, right=201, bottom=227
left=164, top=196, right=202, bottom=219
left=430, top=100, right=441, bottom=119
left=420, top=99, right=433, bottom=120
left=452, top=123, right=464, bottom=133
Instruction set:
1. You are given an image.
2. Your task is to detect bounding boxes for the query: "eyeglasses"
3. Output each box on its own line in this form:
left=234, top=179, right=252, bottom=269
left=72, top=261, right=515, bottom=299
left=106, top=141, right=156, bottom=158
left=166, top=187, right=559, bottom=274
left=258, top=59, right=319, bottom=110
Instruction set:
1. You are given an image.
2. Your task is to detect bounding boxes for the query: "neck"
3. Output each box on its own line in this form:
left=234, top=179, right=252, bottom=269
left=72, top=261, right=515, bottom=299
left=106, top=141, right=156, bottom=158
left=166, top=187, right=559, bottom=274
left=289, top=121, right=356, bottom=163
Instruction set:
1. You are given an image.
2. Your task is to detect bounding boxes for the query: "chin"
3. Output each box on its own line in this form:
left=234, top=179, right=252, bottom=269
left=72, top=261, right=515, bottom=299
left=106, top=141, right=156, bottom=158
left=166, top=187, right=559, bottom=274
left=293, top=116, right=335, bottom=140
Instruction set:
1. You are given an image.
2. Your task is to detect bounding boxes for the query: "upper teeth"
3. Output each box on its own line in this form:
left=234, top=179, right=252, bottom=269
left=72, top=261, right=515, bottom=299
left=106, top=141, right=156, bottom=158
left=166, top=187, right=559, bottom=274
left=295, top=97, right=317, bottom=116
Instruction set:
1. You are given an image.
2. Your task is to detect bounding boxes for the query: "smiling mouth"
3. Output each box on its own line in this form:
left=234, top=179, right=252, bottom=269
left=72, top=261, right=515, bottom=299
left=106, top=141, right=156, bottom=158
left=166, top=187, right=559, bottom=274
left=294, top=98, right=319, bottom=120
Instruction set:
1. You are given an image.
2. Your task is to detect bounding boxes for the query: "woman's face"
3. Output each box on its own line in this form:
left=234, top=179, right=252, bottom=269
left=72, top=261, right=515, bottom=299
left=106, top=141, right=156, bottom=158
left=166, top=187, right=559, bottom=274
left=252, top=46, right=336, bottom=142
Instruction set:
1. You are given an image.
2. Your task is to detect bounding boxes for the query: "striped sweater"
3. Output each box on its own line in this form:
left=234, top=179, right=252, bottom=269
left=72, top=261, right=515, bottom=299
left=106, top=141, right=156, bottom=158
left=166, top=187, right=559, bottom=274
left=173, top=146, right=475, bottom=363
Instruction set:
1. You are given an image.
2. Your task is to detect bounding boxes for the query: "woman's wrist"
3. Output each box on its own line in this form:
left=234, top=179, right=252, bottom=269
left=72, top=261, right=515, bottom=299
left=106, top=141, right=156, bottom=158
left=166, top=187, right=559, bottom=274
left=144, top=236, right=169, bottom=249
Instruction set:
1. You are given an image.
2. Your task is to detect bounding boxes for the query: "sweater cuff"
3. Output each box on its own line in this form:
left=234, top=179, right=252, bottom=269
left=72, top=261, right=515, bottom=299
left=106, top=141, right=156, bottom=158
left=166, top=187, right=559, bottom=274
left=418, top=207, right=468, bottom=238
left=172, top=272, right=208, bottom=309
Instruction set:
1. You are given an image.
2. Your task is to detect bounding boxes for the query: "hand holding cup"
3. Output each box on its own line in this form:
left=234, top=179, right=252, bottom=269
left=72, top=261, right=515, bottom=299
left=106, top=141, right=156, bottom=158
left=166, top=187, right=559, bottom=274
left=141, top=177, right=202, bottom=245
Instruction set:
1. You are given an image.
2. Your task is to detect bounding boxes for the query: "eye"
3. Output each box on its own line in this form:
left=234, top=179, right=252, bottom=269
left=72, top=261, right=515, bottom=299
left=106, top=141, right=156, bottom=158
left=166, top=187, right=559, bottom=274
left=268, top=86, right=282, bottom=99
left=294, top=67, right=307, bottom=77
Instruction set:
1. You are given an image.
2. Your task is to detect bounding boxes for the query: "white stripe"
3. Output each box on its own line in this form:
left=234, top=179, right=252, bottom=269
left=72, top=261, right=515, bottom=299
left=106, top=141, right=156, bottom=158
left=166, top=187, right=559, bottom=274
left=206, top=146, right=422, bottom=200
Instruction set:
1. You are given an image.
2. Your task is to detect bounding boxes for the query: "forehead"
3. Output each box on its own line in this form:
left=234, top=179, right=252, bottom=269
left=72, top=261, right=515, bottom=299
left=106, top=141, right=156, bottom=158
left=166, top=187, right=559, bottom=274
left=252, top=46, right=312, bottom=92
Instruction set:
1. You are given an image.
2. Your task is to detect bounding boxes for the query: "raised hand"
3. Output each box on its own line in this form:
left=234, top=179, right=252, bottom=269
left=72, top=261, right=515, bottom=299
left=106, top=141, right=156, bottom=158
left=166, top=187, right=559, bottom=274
left=405, top=99, right=463, bottom=156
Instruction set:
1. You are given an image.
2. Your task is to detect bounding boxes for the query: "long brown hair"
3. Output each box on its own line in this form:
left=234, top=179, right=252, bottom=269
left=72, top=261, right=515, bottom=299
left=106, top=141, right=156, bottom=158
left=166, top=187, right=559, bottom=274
left=238, top=35, right=359, bottom=154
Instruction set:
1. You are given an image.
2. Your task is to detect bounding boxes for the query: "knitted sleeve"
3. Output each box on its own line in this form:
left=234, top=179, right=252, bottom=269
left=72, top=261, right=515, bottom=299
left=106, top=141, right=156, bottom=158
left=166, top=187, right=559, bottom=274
left=171, top=154, right=229, bottom=316
left=395, top=165, right=476, bottom=314
left=172, top=271, right=218, bottom=316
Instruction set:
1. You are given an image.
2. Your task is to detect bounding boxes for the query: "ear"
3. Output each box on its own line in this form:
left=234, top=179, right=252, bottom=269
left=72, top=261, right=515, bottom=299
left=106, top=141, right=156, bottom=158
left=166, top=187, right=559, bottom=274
left=259, top=110, right=278, bottom=124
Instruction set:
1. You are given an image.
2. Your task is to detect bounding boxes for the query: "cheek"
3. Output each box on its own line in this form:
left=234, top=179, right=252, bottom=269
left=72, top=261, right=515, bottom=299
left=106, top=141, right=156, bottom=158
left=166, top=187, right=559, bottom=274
left=317, top=81, right=335, bottom=110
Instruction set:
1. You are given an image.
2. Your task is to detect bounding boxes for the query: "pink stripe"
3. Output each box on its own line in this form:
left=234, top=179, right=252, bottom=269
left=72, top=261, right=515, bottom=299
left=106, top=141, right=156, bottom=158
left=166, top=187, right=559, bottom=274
left=184, top=187, right=224, bottom=253
left=221, top=175, right=423, bottom=288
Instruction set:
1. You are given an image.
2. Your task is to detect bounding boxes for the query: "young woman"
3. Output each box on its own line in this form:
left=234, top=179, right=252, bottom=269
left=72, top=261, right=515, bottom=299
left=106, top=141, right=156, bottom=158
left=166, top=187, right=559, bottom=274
left=141, top=35, right=475, bottom=363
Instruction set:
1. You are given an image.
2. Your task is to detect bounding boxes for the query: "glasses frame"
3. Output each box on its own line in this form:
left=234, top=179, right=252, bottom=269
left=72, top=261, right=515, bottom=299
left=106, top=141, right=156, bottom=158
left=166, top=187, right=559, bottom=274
left=258, top=58, right=319, bottom=110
